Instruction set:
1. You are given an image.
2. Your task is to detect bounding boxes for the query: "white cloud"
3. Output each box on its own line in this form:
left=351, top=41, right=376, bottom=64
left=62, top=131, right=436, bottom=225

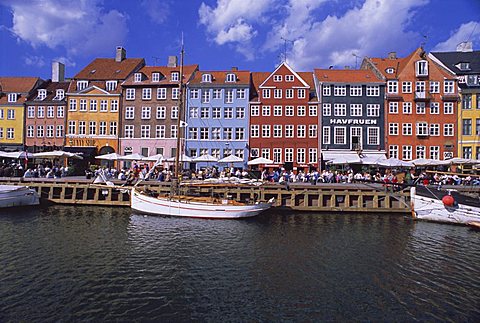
left=2, top=0, right=128, bottom=57
left=140, top=0, right=170, bottom=25
left=53, top=56, right=76, bottom=67
left=215, top=19, right=257, bottom=45
left=432, top=21, right=480, bottom=52
left=24, top=55, right=46, bottom=67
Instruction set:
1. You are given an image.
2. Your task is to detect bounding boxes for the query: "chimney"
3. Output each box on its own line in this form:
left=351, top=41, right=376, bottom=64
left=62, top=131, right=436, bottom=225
left=456, top=41, right=473, bottom=52
left=52, top=61, right=65, bottom=82
left=231, top=66, right=238, bottom=71
left=388, top=52, right=397, bottom=59
left=115, top=46, right=126, bottom=62
left=167, top=56, right=178, bottom=67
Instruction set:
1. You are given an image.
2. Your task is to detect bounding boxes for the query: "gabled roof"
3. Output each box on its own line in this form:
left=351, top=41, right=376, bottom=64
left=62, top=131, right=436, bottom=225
left=249, top=72, right=270, bottom=101
left=76, top=85, right=111, bottom=95
left=313, top=69, right=383, bottom=83
left=430, top=51, right=480, bottom=75
left=26, top=80, right=70, bottom=102
left=0, top=77, right=40, bottom=93
left=259, top=62, right=310, bottom=88
left=74, top=58, right=145, bottom=80
left=189, top=70, right=250, bottom=86
left=123, top=64, right=198, bottom=86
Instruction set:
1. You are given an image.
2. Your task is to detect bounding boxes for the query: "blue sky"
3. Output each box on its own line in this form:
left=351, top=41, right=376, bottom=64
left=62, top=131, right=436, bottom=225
left=1, top=0, right=479, bottom=78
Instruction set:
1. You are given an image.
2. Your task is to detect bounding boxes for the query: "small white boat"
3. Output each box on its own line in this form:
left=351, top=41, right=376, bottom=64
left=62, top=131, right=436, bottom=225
left=410, top=186, right=480, bottom=225
left=0, top=185, right=40, bottom=208
left=131, top=187, right=273, bottom=219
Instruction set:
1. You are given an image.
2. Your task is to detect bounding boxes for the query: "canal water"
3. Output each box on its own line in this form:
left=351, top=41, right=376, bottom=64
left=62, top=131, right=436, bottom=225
left=1, top=206, right=479, bottom=321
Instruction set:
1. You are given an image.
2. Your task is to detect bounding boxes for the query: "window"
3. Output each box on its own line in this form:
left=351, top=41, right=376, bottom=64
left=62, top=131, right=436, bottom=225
left=89, top=121, right=96, bottom=135
left=309, top=124, right=317, bottom=138
left=27, top=125, right=34, bottom=138
left=36, top=125, right=44, bottom=138
left=213, top=89, right=222, bottom=100
left=47, top=106, right=54, bottom=118
left=285, top=148, right=293, bottom=162
left=236, top=107, right=245, bottom=119
left=274, top=89, right=282, bottom=98
left=444, top=124, right=454, bottom=136
left=416, top=122, right=429, bottom=136
left=202, top=90, right=211, bottom=103
left=322, top=126, right=330, bottom=144
left=462, top=94, right=472, bottom=109
left=389, top=123, right=399, bottom=135
left=222, top=127, right=233, bottom=140
left=463, top=119, right=472, bottom=135
left=68, top=121, right=76, bottom=135
left=236, top=89, right=246, bottom=99
left=333, top=85, right=346, bottom=96
left=250, top=105, right=259, bottom=117
left=111, top=100, right=118, bottom=112
left=261, top=148, right=270, bottom=160
left=430, top=102, right=439, bottom=114
left=100, top=100, right=108, bottom=112
left=142, top=88, right=152, bottom=100
left=366, top=104, right=379, bottom=117
left=36, top=106, right=44, bottom=118
left=444, top=102, right=454, bottom=114
left=79, top=99, right=87, bottom=111
left=226, top=73, right=236, bottom=82
left=262, top=89, right=271, bottom=99
left=297, top=125, right=306, bottom=138
left=462, top=147, right=472, bottom=159
left=309, top=106, right=317, bottom=116
left=297, top=106, right=306, bottom=116
left=6, top=128, right=14, bottom=139
left=323, top=85, right=331, bottom=96
left=350, top=104, right=362, bottom=117
left=156, top=125, right=165, bottom=138
left=366, top=85, right=379, bottom=96
left=444, top=80, right=455, bottom=94
left=157, top=88, right=167, bottom=100
left=156, top=106, right=166, bottom=119
left=389, top=145, right=398, bottom=159
left=211, top=127, right=221, bottom=140
left=224, top=107, right=233, bottom=119
left=273, top=75, right=282, bottom=82
left=367, top=127, right=379, bottom=145
left=262, top=106, right=270, bottom=116
left=125, top=106, right=135, bottom=119
left=334, top=127, right=346, bottom=145
left=189, top=127, right=198, bottom=140
left=429, top=123, right=440, bottom=136
left=416, top=146, right=426, bottom=159
left=134, top=73, right=142, bottom=82
left=323, top=104, right=331, bottom=116
left=89, top=100, right=97, bottom=111
left=27, top=106, right=35, bottom=118
left=172, top=88, right=179, bottom=100
left=261, top=125, right=270, bottom=138
left=297, top=148, right=306, bottom=164
left=285, top=75, right=294, bottom=82
left=77, top=121, right=86, bottom=135
left=213, top=107, right=221, bottom=119
left=416, top=102, right=426, bottom=114
left=273, top=125, right=282, bottom=138
left=225, top=89, right=234, bottom=103
left=190, top=89, right=199, bottom=99
left=202, top=74, right=212, bottom=83
left=389, top=102, right=398, bottom=114
left=200, top=107, right=209, bottom=119
left=402, top=145, right=412, bottom=160
left=57, top=106, right=64, bottom=118
left=273, top=148, right=282, bottom=163
left=285, top=106, right=294, bottom=116
left=285, top=125, right=294, bottom=138
left=297, top=89, right=306, bottom=98
left=141, top=106, right=151, bottom=119
left=350, top=85, right=362, bottom=96
left=402, top=123, right=412, bottom=136
left=309, top=148, right=317, bottom=164
left=171, top=125, right=178, bottom=138
left=235, top=128, right=244, bottom=140
left=69, top=99, right=77, bottom=111
left=235, top=149, right=244, bottom=159
left=124, top=125, right=134, bottom=138
left=334, top=104, right=346, bottom=116
left=106, top=81, right=117, bottom=91
left=99, top=122, right=107, bottom=135
left=250, top=125, right=259, bottom=138
left=171, top=106, right=178, bottom=119
left=387, top=81, right=398, bottom=93
left=403, top=102, right=412, bottom=114
left=429, top=81, right=440, bottom=93
left=286, top=89, right=294, bottom=98
left=416, top=60, right=428, bottom=76
left=77, top=81, right=88, bottom=91
left=152, top=73, right=160, bottom=82
left=211, top=148, right=220, bottom=159
left=109, top=122, right=117, bottom=136
left=56, top=125, right=64, bottom=137
left=126, top=88, right=135, bottom=100
left=402, top=82, right=412, bottom=93
left=37, top=89, right=47, bottom=100
left=416, top=81, right=426, bottom=94
left=171, top=72, right=179, bottom=82
left=477, top=118, right=480, bottom=135
left=429, top=146, right=440, bottom=160
left=7, top=109, right=15, bottom=120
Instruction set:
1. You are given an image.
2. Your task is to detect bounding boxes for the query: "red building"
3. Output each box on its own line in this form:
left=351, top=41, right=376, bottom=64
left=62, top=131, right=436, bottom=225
left=249, top=62, right=319, bottom=170
left=362, top=48, right=459, bottom=160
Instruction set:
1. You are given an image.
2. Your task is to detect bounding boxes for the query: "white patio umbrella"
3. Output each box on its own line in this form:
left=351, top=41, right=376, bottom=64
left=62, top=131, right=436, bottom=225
left=193, top=154, right=218, bottom=162
left=217, top=154, right=244, bottom=163
left=142, top=153, right=164, bottom=162
left=445, top=157, right=480, bottom=165
left=118, top=153, right=146, bottom=161
left=360, top=154, right=387, bottom=166
left=95, top=152, right=122, bottom=160
left=412, top=158, right=450, bottom=166
left=247, top=157, right=274, bottom=165
left=34, top=150, right=83, bottom=159
left=166, top=154, right=193, bottom=162
left=378, top=157, right=414, bottom=168
left=328, top=155, right=362, bottom=165
left=0, top=151, right=35, bottom=159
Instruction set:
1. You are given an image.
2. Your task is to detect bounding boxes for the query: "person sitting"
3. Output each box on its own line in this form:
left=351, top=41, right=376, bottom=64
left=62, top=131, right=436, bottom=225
left=23, top=168, right=34, bottom=178
left=46, top=169, right=55, bottom=178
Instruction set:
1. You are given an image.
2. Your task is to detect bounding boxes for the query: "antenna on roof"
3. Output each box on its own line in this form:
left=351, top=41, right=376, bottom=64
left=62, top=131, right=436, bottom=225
left=280, top=37, right=294, bottom=63
left=352, top=53, right=361, bottom=69
left=420, top=34, right=428, bottom=49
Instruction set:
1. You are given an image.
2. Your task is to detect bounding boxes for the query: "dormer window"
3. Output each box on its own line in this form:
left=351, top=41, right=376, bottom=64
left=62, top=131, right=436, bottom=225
left=457, top=62, right=470, bottom=71
left=202, top=74, right=212, bottom=83
left=7, top=93, right=17, bottom=102
left=226, top=73, right=236, bottom=82
left=386, top=68, right=395, bottom=74
left=53, top=89, right=65, bottom=100
left=77, top=80, right=88, bottom=91
left=416, top=60, right=428, bottom=77
left=171, top=72, right=179, bottom=82
left=134, top=73, right=142, bottom=82
left=152, top=73, right=160, bottom=82
left=285, top=75, right=294, bottom=82
left=37, top=89, right=47, bottom=100
left=106, top=81, right=117, bottom=91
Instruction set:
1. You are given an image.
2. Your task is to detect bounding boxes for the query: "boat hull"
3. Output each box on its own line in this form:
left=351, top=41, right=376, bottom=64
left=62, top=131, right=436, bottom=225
left=0, top=185, right=40, bottom=208
left=410, top=187, right=480, bottom=225
left=131, top=188, right=272, bottom=219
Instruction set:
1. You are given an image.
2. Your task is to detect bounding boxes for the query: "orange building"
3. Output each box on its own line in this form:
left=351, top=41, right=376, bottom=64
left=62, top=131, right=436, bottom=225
left=362, top=48, right=459, bottom=160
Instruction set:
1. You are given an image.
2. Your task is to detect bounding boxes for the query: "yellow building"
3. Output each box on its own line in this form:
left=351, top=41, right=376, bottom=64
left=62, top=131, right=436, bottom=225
left=0, top=77, right=41, bottom=151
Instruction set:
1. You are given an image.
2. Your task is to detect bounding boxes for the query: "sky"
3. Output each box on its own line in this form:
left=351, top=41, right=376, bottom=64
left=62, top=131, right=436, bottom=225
left=0, top=0, right=479, bottom=79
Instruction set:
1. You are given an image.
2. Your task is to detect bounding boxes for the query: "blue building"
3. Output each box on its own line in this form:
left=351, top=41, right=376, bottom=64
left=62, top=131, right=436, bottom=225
left=185, top=69, right=250, bottom=170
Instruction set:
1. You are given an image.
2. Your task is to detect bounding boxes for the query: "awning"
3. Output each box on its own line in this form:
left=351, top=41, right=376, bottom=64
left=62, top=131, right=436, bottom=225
left=322, top=151, right=361, bottom=161
left=63, top=146, right=98, bottom=158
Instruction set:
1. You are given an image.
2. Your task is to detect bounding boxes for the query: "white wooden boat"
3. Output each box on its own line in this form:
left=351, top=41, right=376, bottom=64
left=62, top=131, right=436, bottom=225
left=410, top=186, right=480, bottom=225
left=0, top=185, right=40, bottom=208
left=131, top=187, right=273, bottom=219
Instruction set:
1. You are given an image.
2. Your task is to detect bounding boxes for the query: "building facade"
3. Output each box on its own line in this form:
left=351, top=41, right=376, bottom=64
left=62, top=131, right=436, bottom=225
left=120, top=58, right=198, bottom=159
left=313, top=69, right=386, bottom=162
left=250, top=63, right=319, bottom=170
left=65, top=47, right=144, bottom=162
left=0, top=77, right=41, bottom=151
left=362, top=48, right=459, bottom=160
left=430, top=46, right=480, bottom=159
left=185, top=68, right=250, bottom=169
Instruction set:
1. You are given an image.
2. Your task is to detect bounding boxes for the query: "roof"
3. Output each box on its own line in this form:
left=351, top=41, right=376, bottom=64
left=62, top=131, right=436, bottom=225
left=430, top=51, right=480, bottom=75
left=26, top=80, right=70, bottom=102
left=314, top=69, right=382, bottom=83
left=122, top=64, right=198, bottom=86
left=0, top=77, right=40, bottom=93
left=249, top=72, right=270, bottom=101
left=189, top=70, right=250, bottom=86
left=74, top=58, right=145, bottom=80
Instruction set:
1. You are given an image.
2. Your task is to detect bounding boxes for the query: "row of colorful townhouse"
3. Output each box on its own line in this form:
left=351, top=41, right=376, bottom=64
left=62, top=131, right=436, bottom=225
left=0, top=45, right=479, bottom=171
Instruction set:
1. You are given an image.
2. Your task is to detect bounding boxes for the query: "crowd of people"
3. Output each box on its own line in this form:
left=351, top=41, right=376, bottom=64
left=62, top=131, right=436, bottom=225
left=0, top=161, right=69, bottom=178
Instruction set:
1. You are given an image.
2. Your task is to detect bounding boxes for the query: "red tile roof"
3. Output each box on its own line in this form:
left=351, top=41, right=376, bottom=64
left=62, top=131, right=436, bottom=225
left=74, top=58, right=145, bottom=80
left=249, top=72, right=270, bottom=100
left=26, top=80, right=70, bottom=102
left=122, top=64, right=198, bottom=86
left=313, top=69, right=382, bottom=83
left=189, top=70, right=250, bottom=85
left=0, top=77, right=40, bottom=93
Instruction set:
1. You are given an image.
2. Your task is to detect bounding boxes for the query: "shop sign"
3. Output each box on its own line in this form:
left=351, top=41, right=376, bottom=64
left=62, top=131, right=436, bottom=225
left=329, top=119, right=377, bottom=125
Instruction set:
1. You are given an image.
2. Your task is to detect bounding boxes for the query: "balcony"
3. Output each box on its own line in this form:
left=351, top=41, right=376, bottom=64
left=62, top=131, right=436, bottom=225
left=414, top=91, right=431, bottom=101
left=441, top=93, right=460, bottom=101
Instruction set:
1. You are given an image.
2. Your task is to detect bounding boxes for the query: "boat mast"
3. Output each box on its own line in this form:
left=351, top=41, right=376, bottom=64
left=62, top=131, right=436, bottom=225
left=174, top=38, right=185, bottom=179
